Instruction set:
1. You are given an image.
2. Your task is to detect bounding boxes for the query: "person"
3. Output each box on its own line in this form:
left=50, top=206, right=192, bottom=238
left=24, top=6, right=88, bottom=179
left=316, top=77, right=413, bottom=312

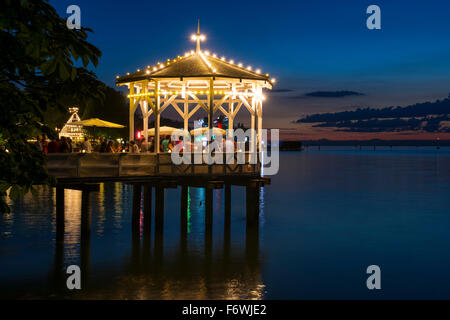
left=47, top=138, right=59, bottom=153
left=129, top=140, right=139, bottom=153
left=67, top=137, right=73, bottom=153
left=140, top=137, right=149, bottom=153
left=224, top=136, right=235, bottom=153
left=106, top=140, right=115, bottom=153
left=81, top=137, right=92, bottom=153
left=99, top=137, right=107, bottom=153
left=161, top=135, right=170, bottom=152
left=113, top=140, right=121, bottom=153
left=183, top=137, right=192, bottom=153
left=58, top=136, right=70, bottom=153
left=41, top=134, right=48, bottom=154
left=174, top=136, right=183, bottom=153
left=149, top=136, right=155, bottom=153
left=34, top=136, right=42, bottom=152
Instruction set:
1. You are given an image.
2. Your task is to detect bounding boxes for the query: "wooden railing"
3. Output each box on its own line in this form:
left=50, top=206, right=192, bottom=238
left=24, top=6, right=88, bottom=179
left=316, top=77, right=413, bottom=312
left=46, top=152, right=260, bottom=179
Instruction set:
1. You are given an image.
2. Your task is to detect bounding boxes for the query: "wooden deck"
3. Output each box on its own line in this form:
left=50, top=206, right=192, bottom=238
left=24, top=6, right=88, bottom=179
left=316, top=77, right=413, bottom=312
left=46, top=152, right=262, bottom=183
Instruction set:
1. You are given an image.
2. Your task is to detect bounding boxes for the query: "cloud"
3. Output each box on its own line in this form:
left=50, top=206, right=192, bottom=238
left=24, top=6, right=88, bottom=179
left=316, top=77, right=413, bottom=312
left=303, top=90, right=365, bottom=98
left=271, top=88, right=295, bottom=93
left=296, top=95, right=450, bottom=133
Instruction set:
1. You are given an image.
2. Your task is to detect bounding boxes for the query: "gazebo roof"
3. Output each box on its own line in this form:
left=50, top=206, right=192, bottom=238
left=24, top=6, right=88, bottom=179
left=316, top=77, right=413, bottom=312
left=116, top=51, right=272, bottom=85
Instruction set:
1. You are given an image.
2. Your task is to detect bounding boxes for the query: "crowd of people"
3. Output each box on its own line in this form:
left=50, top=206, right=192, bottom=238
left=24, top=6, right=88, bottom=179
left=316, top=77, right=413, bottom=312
left=34, top=134, right=237, bottom=154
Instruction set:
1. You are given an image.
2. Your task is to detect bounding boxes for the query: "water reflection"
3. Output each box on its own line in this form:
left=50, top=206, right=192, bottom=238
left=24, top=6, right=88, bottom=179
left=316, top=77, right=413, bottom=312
left=46, top=183, right=265, bottom=299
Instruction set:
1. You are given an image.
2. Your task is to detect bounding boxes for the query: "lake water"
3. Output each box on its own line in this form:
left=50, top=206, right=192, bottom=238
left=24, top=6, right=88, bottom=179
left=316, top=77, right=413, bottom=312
left=1, top=147, right=450, bottom=299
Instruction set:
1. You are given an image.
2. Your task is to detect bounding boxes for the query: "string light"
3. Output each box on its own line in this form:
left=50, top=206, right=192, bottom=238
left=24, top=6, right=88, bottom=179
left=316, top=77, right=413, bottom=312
left=117, top=32, right=275, bottom=84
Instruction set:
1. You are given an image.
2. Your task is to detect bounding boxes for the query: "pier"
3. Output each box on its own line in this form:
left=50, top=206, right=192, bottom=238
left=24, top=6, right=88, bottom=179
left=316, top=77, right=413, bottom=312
left=49, top=152, right=269, bottom=294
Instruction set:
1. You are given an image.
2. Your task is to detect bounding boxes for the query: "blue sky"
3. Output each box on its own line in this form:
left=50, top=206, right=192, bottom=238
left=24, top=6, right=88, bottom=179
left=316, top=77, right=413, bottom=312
left=51, top=0, right=450, bottom=138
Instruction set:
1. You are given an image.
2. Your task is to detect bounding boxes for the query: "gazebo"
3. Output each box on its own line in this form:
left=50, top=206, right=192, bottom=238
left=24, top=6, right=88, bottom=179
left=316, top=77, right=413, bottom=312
left=116, top=24, right=274, bottom=154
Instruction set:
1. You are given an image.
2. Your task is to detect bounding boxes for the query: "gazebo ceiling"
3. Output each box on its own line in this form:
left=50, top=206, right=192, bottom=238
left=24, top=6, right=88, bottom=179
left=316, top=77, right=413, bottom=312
left=116, top=51, right=273, bottom=85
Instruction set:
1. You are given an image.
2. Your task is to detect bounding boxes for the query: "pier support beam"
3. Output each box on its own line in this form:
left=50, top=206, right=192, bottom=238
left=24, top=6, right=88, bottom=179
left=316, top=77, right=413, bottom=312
left=205, top=187, right=213, bottom=230
left=143, top=185, right=152, bottom=235
left=132, top=184, right=141, bottom=234
left=205, top=187, right=213, bottom=257
left=224, top=183, right=231, bottom=230
left=154, top=185, right=164, bottom=261
left=246, top=185, right=259, bottom=228
left=180, top=185, right=188, bottom=238
left=246, top=186, right=260, bottom=270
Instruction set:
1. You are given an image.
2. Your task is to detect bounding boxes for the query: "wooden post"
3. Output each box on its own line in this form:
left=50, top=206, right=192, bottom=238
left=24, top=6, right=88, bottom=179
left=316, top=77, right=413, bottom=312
left=246, top=185, right=259, bottom=228
left=183, top=85, right=189, bottom=132
left=245, top=185, right=259, bottom=270
left=205, top=187, right=213, bottom=230
left=129, top=83, right=135, bottom=141
left=143, top=185, right=152, bottom=236
left=154, top=185, right=164, bottom=261
left=132, top=184, right=141, bottom=235
left=143, top=101, right=148, bottom=142
left=224, top=184, right=231, bottom=260
left=257, top=102, right=263, bottom=153
left=180, top=185, right=188, bottom=236
left=205, top=186, right=213, bottom=252
left=224, top=183, right=231, bottom=230
left=142, top=83, right=149, bottom=140
left=154, top=80, right=160, bottom=154
left=228, top=89, right=234, bottom=138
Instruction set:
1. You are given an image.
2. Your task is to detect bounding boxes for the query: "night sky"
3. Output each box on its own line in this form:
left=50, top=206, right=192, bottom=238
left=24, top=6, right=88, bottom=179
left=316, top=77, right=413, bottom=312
left=51, top=0, right=450, bottom=140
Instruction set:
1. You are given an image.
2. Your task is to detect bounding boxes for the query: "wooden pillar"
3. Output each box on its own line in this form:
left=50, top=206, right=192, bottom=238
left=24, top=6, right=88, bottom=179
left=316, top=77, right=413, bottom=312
left=246, top=185, right=259, bottom=228
left=143, top=185, right=152, bottom=235
left=132, top=184, right=141, bottom=235
left=208, top=78, right=214, bottom=133
left=184, top=87, right=189, bottom=132
left=205, top=186, right=213, bottom=249
left=224, top=184, right=231, bottom=260
left=180, top=185, right=188, bottom=236
left=154, top=185, right=164, bottom=261
left=257, top=102, right=263, bottom=153
left=205, top=187, right=213, bottom=230
left=245, top=185, right=259, bottom=269
left=228, top=90, right=234, bottom=138
left=208, top=78, right=214, bottom=175
left=129, top=84, right=135, bottom=141
left=250, top=107, right=255, bottom=154
left=143, top=100, right=148, bottom=141
left=224, top=183, right=231, bottom=229
left=142, top=185, right=152, bottom=267
left=204, top=187, right=213, bottom=260
left=55, top=186, right=65, bottom=242
left=154, top=80, right=160, bottom=154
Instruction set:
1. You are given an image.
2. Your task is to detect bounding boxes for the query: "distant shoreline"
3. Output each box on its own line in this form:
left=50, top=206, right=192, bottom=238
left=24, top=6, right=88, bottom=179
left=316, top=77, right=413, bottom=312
left=293, top=140, right=450, bottom=147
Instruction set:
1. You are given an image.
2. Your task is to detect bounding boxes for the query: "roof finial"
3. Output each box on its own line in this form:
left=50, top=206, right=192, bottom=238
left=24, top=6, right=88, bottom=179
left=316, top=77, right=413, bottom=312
left=191, top=20, right=205, bottom=53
